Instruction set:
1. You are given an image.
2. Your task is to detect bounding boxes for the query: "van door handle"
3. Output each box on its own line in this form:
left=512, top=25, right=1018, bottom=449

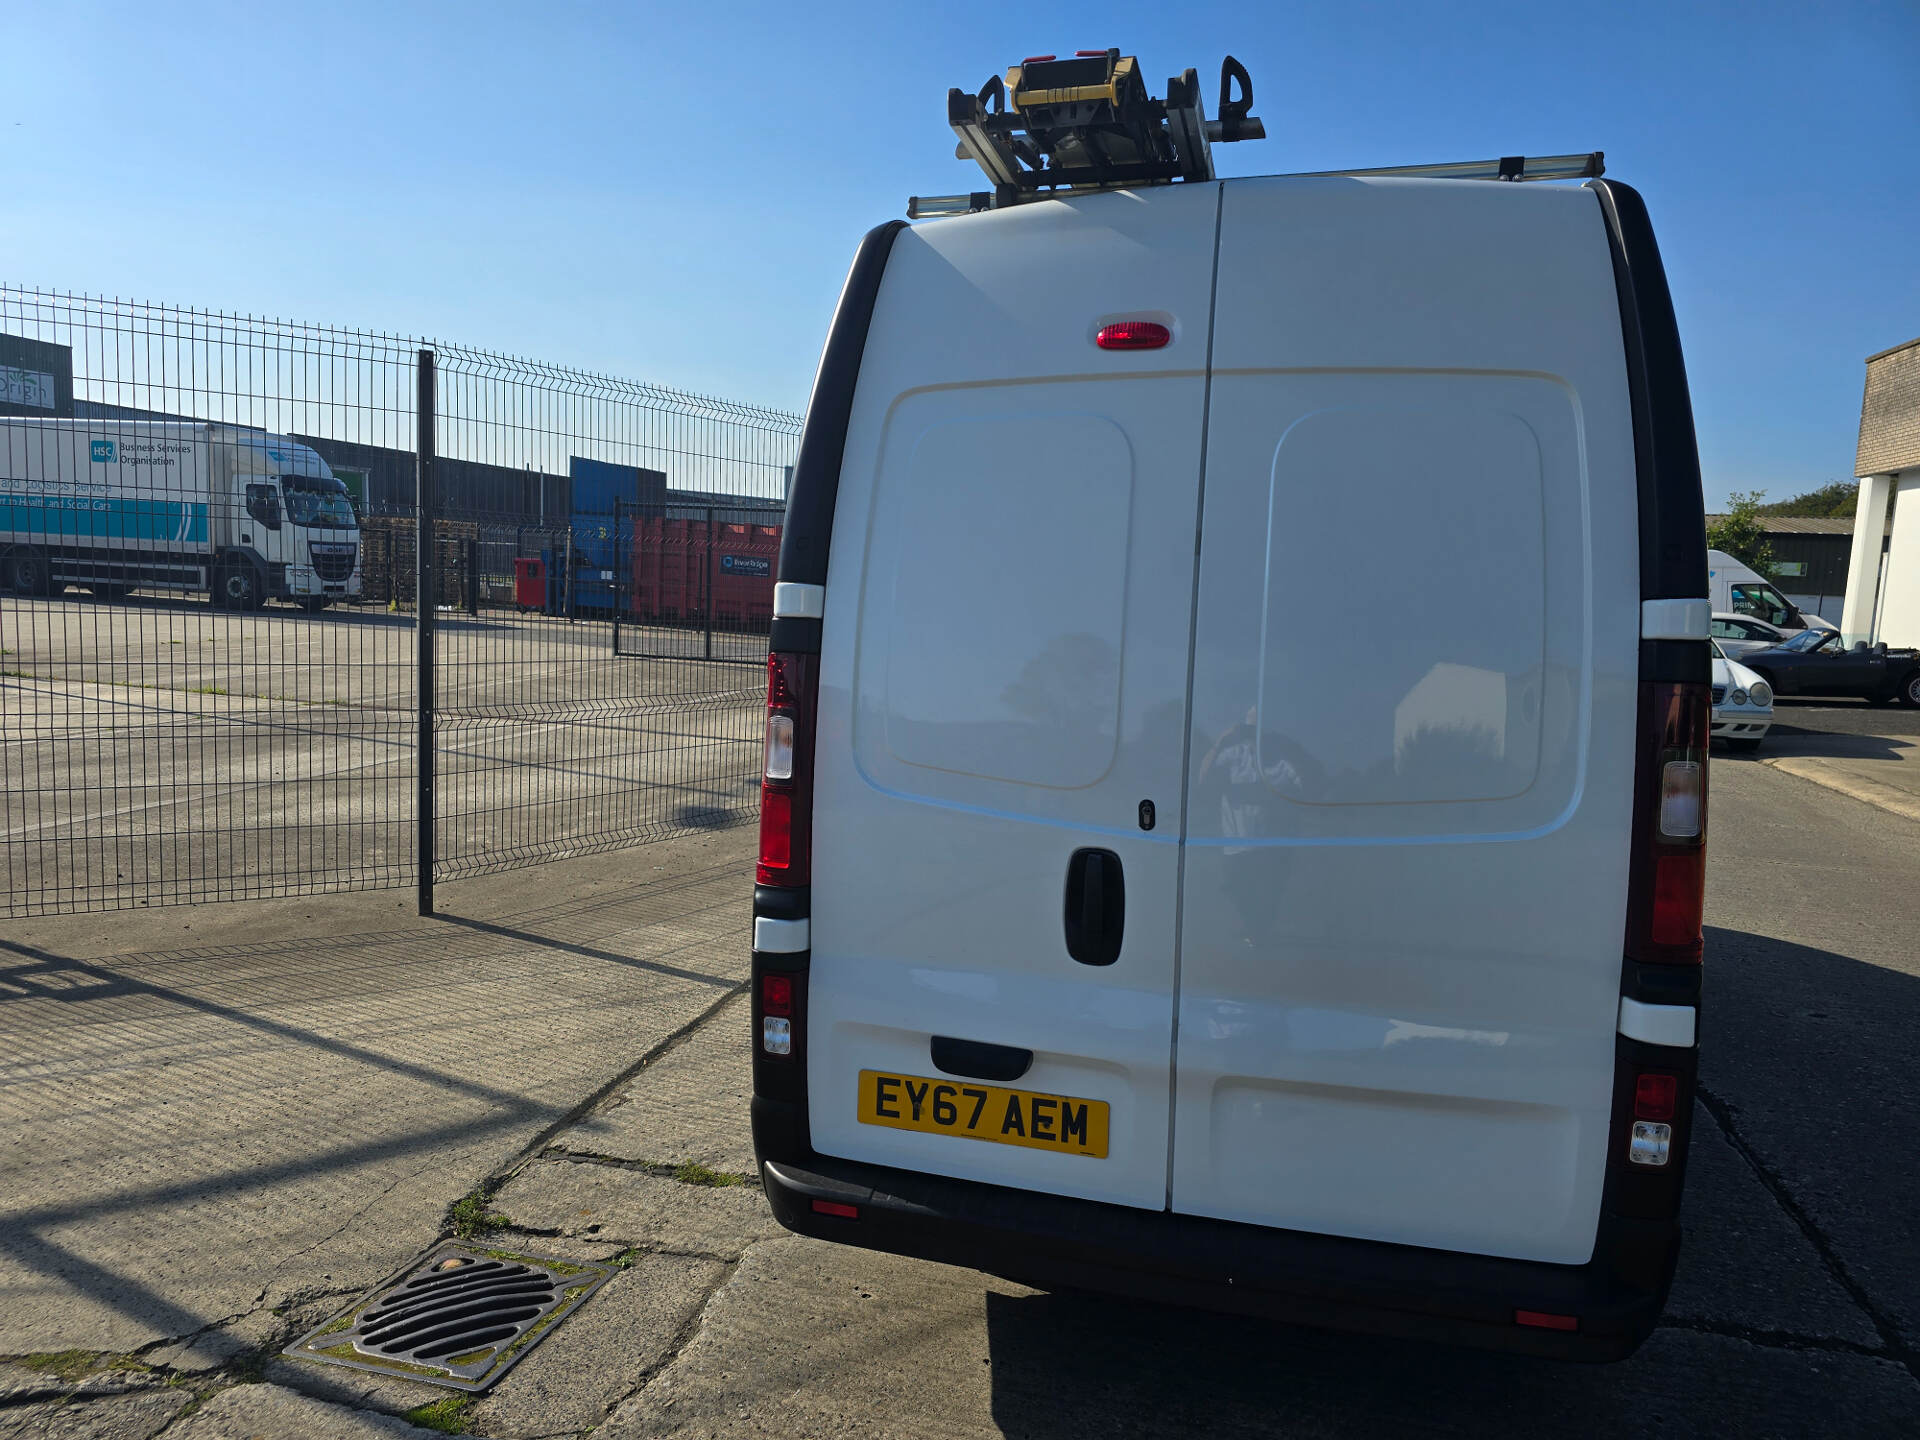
left=1064, top=848, right=1125, bottom=966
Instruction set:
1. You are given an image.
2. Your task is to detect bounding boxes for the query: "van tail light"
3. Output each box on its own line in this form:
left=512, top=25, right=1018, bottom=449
left=757, top=652, right=817, bottom=887
left=759, top=969, right=800, bottom=1057
left=1624, top=681, right=1709, bottom=965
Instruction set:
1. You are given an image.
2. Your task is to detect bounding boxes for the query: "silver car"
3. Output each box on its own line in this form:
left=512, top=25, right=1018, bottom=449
left=1710, top=612, right=1790, bottom=659
left=1712, top=640, right=1774, bottom=751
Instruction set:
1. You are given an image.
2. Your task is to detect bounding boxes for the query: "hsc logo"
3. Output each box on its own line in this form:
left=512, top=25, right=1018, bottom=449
left=90, top=440, right=117, bottom=463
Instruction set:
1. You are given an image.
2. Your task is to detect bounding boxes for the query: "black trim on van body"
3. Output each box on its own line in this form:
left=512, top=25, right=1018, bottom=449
left=762, top=1152, right=1672, bottom=1362
left=1590, top=179, right=1710, bottom=678
left=770, top=219, right=908, bottom=656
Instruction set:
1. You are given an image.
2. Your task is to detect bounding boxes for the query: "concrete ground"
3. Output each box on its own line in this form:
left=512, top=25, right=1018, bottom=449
left=1758, top=696, right=1920, bottom=821
left=0, top=592, right=763, bottom=915
left=5, top=720, right=1920, bottom=1436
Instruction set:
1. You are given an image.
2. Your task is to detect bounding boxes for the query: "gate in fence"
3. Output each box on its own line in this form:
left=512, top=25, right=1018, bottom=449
left=0, top=287, right=797, bottom=917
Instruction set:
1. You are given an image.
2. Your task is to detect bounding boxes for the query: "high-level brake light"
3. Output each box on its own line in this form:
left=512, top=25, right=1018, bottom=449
left=1096, top=321, right=1170, bottom=350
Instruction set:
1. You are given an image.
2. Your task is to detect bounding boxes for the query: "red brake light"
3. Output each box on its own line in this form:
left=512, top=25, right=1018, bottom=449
left=761, top=973, right=793, bottom=1018
left=757, top=652, right=816, bottom=887
left=1075, top=49, right=1109, bottom=57
left=1096, top=321, right=1171, bottom=351
left=1514, top=1310, right=1579, bottom=1332
left=1634, top=1072, right=1678, bottom=1121
left=1625, top=680, right=1709, bottom=964
left=1022, top=54, right=1056, bottom=64
left=810, top=1199, right=859, bottom=1219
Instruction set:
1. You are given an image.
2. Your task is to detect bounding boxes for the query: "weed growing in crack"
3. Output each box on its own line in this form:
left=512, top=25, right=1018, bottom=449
left=13, top=1350, right=100, bottom=1382
left=447, top=1184, right=511, bottom=1239
left=672, top=1160, right=746, bottom=1188
left=403, top=1394, right=474, bottom=1433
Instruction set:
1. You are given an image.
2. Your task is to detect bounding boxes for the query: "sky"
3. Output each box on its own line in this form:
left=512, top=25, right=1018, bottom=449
left=3, top=1, right=1916, bottom=510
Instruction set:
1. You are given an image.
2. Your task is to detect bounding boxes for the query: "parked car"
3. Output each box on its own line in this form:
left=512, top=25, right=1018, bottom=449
left=1711, top=641, right=1773, bottom=750
left=751, top=104, right=1709, bottom=1366
left=1740, top=629, right=1920, bottom=706
left=1709, top=612, right=1789, bottom=659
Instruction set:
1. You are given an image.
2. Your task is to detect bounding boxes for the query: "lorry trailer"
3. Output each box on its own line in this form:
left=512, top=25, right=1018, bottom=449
left=0, top=419, right=362, bottom=609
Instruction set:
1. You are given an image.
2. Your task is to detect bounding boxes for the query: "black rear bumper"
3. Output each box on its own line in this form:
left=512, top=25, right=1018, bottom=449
left=759, top=1127, right=1676, bottom=1363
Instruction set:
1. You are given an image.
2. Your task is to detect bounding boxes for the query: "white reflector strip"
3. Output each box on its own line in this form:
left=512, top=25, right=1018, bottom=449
left=1618, top=996, right=1696, bottom=1048
left=773, top=582, right=825, bottom=620
left=1641, top=598, right=1710, bottom=641
left=754, top=916, right=811, bottom=953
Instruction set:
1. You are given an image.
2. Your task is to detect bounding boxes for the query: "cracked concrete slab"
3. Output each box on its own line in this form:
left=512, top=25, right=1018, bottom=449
left=1665, top=1100, right=1882, bottom=1347
left=0, top=1388, right=190, bottom=1440
left=464, top=1251, right=726, bottom=1440
left=601, top=1235, right=1920, bottom=1440
left=549, top=992, right=757, bottom=1178
left=168, top=1382, right=455, bottom=1438
left=0, top=832, right=752, bottom=1357
left=491, top=1160, right=780, bottom=1261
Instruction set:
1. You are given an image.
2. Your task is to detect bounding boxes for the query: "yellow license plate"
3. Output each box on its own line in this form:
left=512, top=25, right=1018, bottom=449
left=857, top=1070, right=1108, bottom=1158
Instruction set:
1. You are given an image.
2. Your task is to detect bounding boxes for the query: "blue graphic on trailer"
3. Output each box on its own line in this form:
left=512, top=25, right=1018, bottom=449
left=0, top=494, right=208, bottom=544
left=91, top=440, right=117, bottom=463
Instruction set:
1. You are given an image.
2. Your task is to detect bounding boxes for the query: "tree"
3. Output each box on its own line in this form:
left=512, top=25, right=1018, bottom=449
left=1706, top=491, right=1777, bottom=579
left=1759, top=481, right=1857, bottom=519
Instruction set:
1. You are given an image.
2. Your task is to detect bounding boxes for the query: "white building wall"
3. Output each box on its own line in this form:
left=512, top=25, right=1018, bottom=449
left=1875, top=469, right=1920, bottom=647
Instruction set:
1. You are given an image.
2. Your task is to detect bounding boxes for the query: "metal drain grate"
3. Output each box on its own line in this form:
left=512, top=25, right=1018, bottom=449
left=285, top=1242, right=614, bottom=1392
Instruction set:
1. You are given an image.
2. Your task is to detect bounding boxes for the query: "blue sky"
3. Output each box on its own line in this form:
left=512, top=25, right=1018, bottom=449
left=4, top=1, right=1915, bottom=509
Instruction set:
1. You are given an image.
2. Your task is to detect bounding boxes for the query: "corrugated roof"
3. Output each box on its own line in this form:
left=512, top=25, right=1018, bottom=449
left=1704, top=514, right=1890, bottom=536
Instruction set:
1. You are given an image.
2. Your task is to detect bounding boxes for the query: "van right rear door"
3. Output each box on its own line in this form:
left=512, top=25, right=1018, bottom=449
left=1170, top=176, right=1644, bottom=1265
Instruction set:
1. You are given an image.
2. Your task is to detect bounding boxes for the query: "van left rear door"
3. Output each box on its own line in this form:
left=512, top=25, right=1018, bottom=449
left=804, top=184, right=1220, bottom=1210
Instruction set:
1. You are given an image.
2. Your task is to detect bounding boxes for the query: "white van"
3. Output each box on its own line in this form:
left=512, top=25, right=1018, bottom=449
left=750, top=70, right=1709, bottom=1362
left=1709, top=548, right=1836, bottom=634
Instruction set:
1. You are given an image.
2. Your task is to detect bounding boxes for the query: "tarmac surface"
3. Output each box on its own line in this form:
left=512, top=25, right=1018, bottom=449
left=0, top=592, right=762, bottom=915
left=4, top=714, right=1920, bottom=1436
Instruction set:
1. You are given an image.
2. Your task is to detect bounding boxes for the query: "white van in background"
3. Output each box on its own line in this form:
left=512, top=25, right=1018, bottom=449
left=749, top=63, right=1709, bottom=1363
left=1709, top=548, right=1836, bottom=634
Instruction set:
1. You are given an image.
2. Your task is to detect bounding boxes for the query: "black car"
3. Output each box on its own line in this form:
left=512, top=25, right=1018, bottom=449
left=1741, top=629, right=1920, bottom=706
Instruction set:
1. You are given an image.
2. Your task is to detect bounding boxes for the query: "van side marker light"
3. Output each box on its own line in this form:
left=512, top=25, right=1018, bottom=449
left=1617, top=997, right=1696, bottom=1048
left=754, top=916, right=811, bottom=953
left=772, top=582, right=825, bottom=620
left=1096, top=321, right=1170, bottom=350
left=1514, top=1310, right=1579, bottom=1332
left=811, top=1199, right=860, bottom=1219
left=1641, top=597, right=1710, bottom=640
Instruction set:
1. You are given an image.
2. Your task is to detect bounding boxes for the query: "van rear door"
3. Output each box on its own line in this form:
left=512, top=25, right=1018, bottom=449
left=805, top=184, right=1219, bottom=1209
left=1171, top=177, right=1643, bottom=1263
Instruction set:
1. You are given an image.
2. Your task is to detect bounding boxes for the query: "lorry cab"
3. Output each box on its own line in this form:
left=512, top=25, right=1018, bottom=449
left=228, top=434, right=362, bottom=609
left=750, top=53, right=1709, bottom=1362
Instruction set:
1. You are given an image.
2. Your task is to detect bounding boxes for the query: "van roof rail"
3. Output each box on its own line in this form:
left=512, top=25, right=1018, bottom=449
left=909, top=117, right=1606, bottom=218
left=1277, top=152, right=1605, bottom=183
left=912, top=50, right=1264, bottom=217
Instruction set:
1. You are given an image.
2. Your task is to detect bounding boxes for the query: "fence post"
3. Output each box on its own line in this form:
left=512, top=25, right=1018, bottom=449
left=466, top=538, right=479, bottom=616
left=704, top=505, right=715, bottom=661
left=416, top=348, right=437, bottom=917
left=612, top=496, right=624, bottom=655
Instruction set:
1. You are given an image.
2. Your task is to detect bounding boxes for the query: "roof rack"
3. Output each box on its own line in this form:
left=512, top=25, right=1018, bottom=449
left=910, top=50, right=1264, bottom=218
left=907, top=47, right=1604, bottom=218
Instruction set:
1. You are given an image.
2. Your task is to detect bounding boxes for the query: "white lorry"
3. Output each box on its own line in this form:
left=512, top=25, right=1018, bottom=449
left=1708, top=547, right=1835, bottom=634
left=0, top=419, right=362, bottom=610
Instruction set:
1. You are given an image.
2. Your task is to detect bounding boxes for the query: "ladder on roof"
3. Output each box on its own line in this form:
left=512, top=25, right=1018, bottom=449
left=907, top=49, right=1603, bottom=218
